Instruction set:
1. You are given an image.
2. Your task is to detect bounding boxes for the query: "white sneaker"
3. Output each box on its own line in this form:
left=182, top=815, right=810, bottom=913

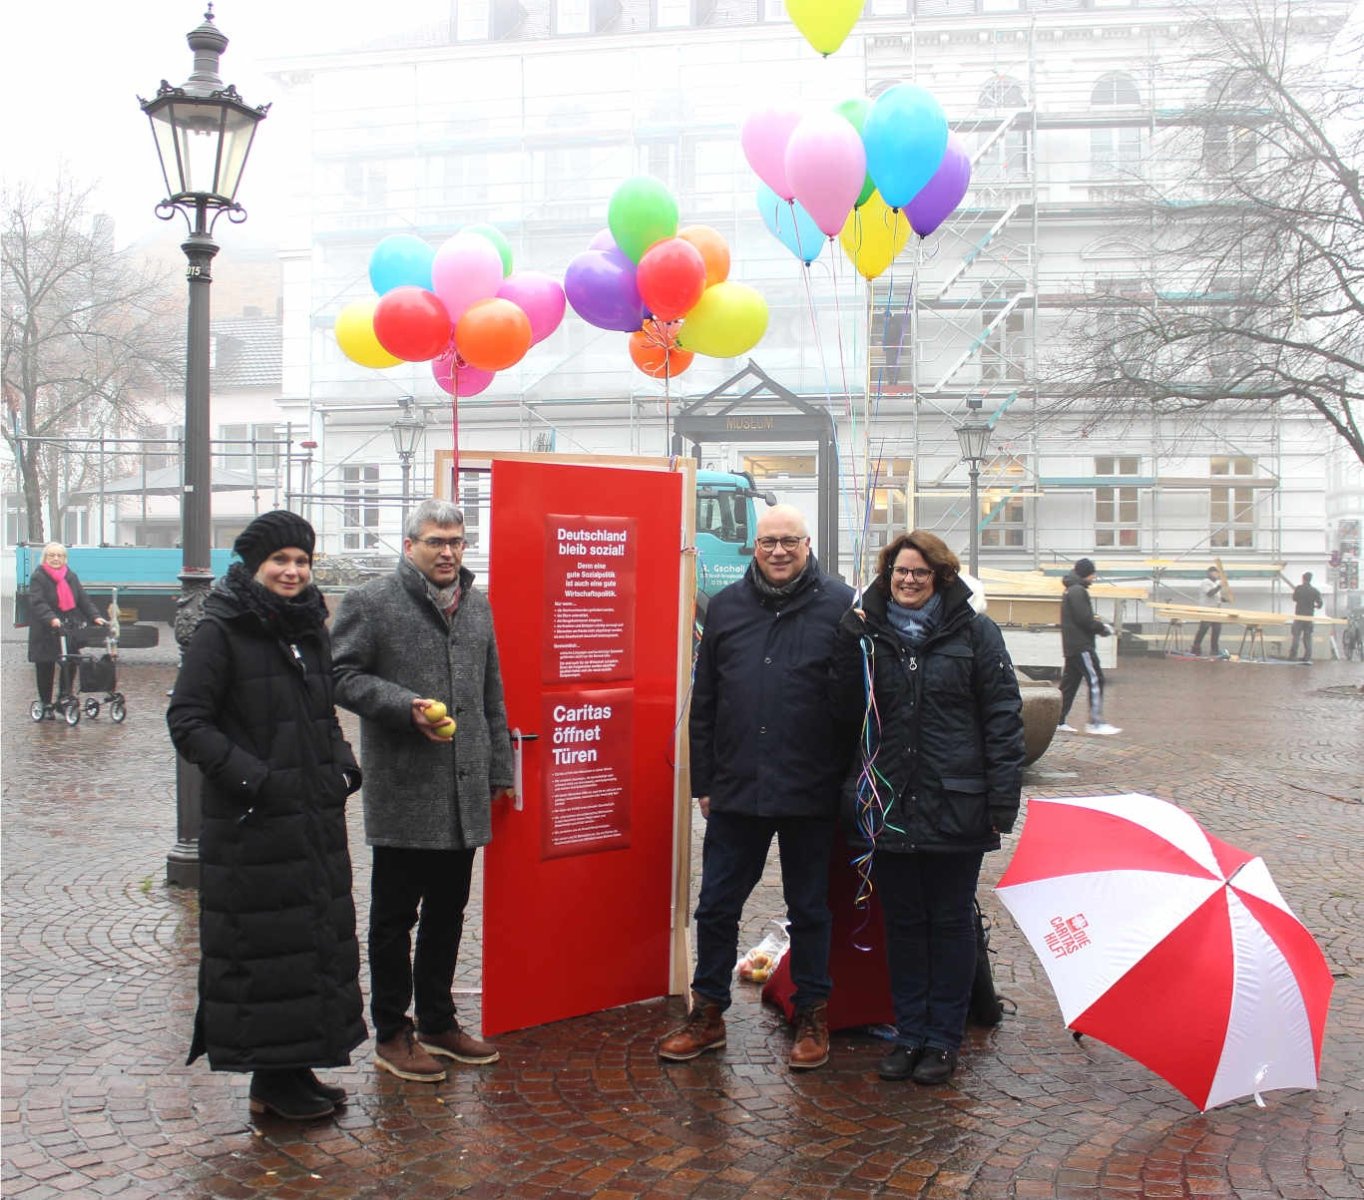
left=1086, top=723, right=1122, bottom=736
left=1056, top=723, right=1078, bottom=733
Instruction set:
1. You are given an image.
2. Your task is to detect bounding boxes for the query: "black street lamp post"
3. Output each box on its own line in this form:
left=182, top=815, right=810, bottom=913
left=955, top=418, right=993, bottom=577
left=390, top=408, right=425, bottom=528
left=142, top=5, right=268, bottom=887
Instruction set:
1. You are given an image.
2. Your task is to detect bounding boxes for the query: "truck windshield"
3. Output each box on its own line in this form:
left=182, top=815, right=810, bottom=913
left=697, top=492, right=749, bottom=545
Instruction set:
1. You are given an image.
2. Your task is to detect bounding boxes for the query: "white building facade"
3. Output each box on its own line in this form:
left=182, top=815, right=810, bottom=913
left=256, top=0, right=1360, bottom=617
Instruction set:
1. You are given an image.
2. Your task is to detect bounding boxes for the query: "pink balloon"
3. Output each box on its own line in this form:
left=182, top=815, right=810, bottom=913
left=785, top=112, right=867, bottom=238
left=431, top=351, right=495, bottom=398
left=431, top=231, right=505, bottom=323
left=496, top=271, right=567, bottom=344
left=740, top=107, right=803, bottom=201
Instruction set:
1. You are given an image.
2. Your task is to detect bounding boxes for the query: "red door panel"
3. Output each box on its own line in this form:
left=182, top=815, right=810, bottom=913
left=483, top=460, right=682, bottom=1036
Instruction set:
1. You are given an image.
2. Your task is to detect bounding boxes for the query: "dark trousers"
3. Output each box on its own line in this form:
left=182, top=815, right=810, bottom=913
left=33, top=660, right=75, bottom=707
left=1288, top=619, right=1314, bottom=661
left=1190, top=620, right=1221, bottom=655
left=874, top=850, right=984, bottom=1053
left=1059, top=649, right=1104, bottom=724
left=368, top=845, right=475, bottom=1043
left=692, top=811, right=835, bottom=1012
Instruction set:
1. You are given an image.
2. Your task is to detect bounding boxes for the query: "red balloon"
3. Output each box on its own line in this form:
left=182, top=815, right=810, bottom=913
left=455, top=298, right=533, bottom=372
left=636, top=238, right=707, bottom=322
left=372, top=286, right=452, bottom=362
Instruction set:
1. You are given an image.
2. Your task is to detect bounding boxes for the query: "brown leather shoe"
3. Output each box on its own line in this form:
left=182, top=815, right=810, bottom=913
left=789, top=1002, right=830, bottom=1070
left=657, top=992, right=726, bottom=1061
left=375, top=1026, right=446, bottom=1082
left=419, top=1025, right=500, bottom=1065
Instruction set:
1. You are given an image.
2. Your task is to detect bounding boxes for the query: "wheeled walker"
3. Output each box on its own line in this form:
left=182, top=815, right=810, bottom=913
left=29, top=626, right=126, bottom=726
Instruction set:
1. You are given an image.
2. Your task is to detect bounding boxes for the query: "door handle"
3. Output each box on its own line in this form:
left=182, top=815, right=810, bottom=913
left=510, top=729, right=538, bottom=812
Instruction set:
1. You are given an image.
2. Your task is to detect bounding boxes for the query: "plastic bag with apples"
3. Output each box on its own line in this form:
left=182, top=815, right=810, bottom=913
left=736, top=920, right=790, bottom=984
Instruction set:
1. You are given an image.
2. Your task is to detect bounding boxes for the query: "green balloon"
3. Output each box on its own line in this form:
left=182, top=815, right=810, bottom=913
left=607, top=177, right=679, bottom=265
left=835, top=98, right=876, bottom=209
left=465, top=223, right=513, bottom=277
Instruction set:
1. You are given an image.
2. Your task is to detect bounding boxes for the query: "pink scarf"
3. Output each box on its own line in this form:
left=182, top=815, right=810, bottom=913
left=42, top=562, right=77, bottom=612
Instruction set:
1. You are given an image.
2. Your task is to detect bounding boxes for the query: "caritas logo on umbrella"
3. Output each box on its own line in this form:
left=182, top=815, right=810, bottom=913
left=996, top=792, right=1334, bottom=1112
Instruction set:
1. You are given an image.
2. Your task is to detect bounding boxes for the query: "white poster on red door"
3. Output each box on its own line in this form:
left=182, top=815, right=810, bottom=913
left=542, top=514, right=636, bottom=684
left=541, top=688, right=633, bottom=860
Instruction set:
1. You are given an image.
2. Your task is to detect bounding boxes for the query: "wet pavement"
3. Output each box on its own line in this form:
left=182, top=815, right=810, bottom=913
left=2, top=635, right=1361, bottom=1199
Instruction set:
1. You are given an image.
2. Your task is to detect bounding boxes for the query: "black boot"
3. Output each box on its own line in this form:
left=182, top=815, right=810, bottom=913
left=300, top=1068, right=347, bottom=1104
left=248, top=1069, right=336, bottom=1120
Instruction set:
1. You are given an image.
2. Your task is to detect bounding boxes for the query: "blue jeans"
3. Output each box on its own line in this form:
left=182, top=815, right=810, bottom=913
left=692, top=811, right=835, bottom=1011
left=874, top=850, right=984, bottom=1053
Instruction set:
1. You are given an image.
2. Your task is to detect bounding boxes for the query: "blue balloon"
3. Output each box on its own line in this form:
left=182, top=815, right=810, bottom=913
left=756, top=184, right=825, bottom=265
left=369, top=234, right=435, bottom=295
left=863, top=84, right=949, bottom=210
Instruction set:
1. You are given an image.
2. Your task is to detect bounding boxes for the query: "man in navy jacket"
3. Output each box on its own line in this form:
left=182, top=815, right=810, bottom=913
left=658, top=505, right=853, bottom=1071
left=1057, top=557, right=1119, bottom=735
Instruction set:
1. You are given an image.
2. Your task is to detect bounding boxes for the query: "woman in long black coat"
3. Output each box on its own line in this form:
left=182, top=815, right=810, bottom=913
left=167, top=511, right=366, bottom=1121
left=833, top=530, right=1024, bottom=1087
left=27, top=542, right=106, bottom=714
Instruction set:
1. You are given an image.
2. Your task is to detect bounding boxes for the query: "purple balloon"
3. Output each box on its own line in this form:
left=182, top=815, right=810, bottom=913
left=907, top=134, right=972, bottom=238
left=589, top=228, right=618, bottom=251
left=564, top=248, right=645, bottom=333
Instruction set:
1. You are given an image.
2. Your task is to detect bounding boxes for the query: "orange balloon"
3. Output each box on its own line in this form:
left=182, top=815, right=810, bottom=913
left=677, top=225, right=731, bottom=288
left=454, top=298, right=532, bottom=371
left=629, top=328, right=694, bottom=379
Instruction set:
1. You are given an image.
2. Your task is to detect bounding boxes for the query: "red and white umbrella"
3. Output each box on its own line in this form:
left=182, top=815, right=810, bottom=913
left=996, top=792, right=1333, bottom=1111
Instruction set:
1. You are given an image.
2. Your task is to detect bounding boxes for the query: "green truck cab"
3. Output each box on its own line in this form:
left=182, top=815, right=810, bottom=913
left=694, top=469, right=774, bottom=621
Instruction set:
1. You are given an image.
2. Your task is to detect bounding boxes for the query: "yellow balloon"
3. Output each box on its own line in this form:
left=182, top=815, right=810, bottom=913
left=676, top=282, right=768, bottom=359
left=787, top=0, right=865, bottom=56
left=335, top=300, right=403, bottom=368
left=838, top=191, right=911, bottom=281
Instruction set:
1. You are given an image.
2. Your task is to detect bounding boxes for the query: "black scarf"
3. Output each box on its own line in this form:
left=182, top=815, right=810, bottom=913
left=219, top=561, right=328, bottom=640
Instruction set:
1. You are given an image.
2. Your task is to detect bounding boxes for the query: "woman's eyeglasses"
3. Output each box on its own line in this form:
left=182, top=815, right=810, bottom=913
left=891, top=567, right=934, bottom=582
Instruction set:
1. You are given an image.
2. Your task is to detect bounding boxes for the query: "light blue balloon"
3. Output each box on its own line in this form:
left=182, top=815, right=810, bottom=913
left=863, top=84, right=949, bottom=210
left=756, top=184, right=826, bottom=265
left=369, top=234, right=435, bottom=295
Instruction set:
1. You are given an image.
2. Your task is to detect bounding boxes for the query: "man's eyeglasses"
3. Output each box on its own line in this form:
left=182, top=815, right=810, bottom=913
left=418, top=536, right=467, bottom=551
left=891, top=566, right=934, bottom=582
left=755, top=535, right=807, bottom=553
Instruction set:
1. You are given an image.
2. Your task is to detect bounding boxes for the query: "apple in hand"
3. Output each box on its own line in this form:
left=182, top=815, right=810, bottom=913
left=424, top=700, right=448, bottom=723
left=433, top=718, right=457, bottom=739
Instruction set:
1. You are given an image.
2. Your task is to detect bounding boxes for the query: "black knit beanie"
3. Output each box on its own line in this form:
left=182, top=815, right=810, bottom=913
left=234, top=510, right=316, bottom=573
left=1074, top=557, right=1096, bottom=579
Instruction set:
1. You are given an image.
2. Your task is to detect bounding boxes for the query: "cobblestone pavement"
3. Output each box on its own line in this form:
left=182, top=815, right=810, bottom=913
left=2, top=638, right=1361, bottom=1199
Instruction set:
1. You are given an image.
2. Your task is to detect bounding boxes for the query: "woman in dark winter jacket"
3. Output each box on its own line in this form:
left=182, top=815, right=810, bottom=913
left=27, top=543, right=106, bottom=715
left=166, top=511, right=365, bottom=1121
left=833, top=530, right=1023, bottom=1087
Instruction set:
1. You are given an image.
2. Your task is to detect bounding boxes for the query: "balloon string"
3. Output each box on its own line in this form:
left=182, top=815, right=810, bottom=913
left=450, top=393, right=460, bottom=502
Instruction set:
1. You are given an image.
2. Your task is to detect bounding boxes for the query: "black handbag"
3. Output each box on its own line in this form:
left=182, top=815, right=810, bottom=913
left=967, top=898, right=1010, bottom=1027
left=79, top=654, right=117, bottom=693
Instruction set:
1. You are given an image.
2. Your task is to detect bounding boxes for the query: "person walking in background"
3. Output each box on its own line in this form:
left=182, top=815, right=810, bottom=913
left=1189, top=565, right=1227, bottom=657
left=657, top=504, right=853, bottom=1072
left=1057, top=557, right=1119, bottom=735
left=26, top=542, right=107, bottom=717
left=832, top=530, right=1023, bottom=1086
left=1287, top=571, right=1324, bottom=663
left=332, top=499, right=514, bottom=1085
left=166, top=511, right=365, bottom=1122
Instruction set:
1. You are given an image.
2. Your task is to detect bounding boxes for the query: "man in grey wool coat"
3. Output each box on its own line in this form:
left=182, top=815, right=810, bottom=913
left=332, top=498, right=514, bottom=1084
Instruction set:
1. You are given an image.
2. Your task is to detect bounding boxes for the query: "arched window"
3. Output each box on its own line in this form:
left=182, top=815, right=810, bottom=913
left=976, top=75, right=1030, bottom=183
left=1091, top=72, right=1142, bottom=180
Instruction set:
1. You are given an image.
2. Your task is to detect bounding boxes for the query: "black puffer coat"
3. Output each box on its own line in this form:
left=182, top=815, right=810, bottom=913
left=27, top=567, right=102, bottom=663
left=832, top=578, right=1024, bottom=854
left=690, top=556, right=855, bottom=818
left=166, top=565, right=365, bottom=1071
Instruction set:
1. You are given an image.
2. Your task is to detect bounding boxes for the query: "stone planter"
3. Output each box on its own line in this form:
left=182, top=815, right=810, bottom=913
left=1020, top=679, right=1062, bottom=765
